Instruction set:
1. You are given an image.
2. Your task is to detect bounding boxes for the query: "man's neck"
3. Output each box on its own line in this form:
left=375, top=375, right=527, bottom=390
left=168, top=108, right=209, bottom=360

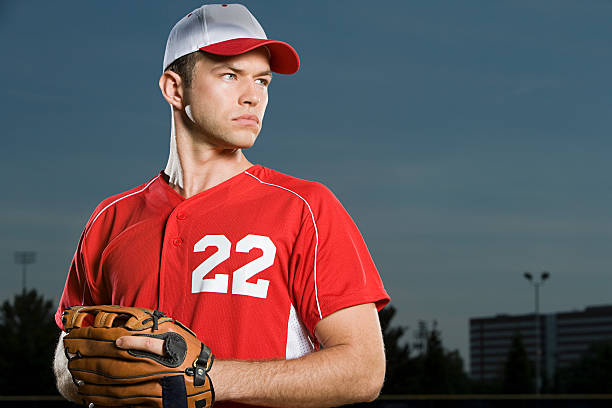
left=171, top=132, right=253, bottom=199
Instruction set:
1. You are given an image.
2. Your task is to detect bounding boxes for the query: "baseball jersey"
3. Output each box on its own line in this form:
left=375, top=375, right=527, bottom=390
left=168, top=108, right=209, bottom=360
left=56, top=165, right=389, bottom=362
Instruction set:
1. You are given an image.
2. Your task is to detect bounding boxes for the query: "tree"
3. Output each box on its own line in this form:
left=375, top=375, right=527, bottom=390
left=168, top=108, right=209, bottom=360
left=378, top=308, right=471, bottom=395
left=502, top=332, right=534, bottom=393
left=378, top=305, right=418, bottom=393
left=418, top=321, right=470, bottom=394
left=0, top=289, right=60, bottom=394
left=555, top=340, right=612, bottom=393
left=420, top=321, right=448, bottom=393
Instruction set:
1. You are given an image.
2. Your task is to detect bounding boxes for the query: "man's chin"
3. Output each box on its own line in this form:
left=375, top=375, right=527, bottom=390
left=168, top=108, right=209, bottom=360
left=221, top=139, right=257, bottom=151
left=233, top=132, right=259, bottom=149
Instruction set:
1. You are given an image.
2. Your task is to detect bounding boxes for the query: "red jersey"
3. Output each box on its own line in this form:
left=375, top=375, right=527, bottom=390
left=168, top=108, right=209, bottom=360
left=56, top=165, right=389, bottom=361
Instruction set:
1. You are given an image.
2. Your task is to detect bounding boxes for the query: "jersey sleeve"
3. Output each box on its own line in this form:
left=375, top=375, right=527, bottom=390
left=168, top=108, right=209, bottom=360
left=55, top=232, right=93, bottom=330
left=289, top=184, right=389, bottom=336
left=54, top=208, right=112, bottom=331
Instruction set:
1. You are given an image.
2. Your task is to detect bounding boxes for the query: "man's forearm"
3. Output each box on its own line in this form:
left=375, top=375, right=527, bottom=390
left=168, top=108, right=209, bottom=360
left=210, top=343, right=384, bottom=408
left=53, top=331, right=80, bottom=403
left=110, top=303, right=387, bottom=407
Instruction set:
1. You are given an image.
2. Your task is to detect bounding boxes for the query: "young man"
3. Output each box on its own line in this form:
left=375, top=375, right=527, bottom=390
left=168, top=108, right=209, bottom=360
left=54, top=4, right=389, bottom=407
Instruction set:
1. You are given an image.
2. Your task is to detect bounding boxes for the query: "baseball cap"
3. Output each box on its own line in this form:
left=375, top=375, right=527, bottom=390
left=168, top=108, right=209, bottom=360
left=163, top=3, right=299, bottom=75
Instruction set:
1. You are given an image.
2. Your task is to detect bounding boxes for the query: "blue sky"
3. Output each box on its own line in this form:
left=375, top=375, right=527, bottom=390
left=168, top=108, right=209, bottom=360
left=2, top=1, right=612, bottom=369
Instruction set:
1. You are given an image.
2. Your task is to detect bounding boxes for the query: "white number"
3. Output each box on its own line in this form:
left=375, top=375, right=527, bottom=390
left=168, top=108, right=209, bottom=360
left=232, top=235, right=275, bottom=299
left=191, top=234, right=275, bottom=299
left=192, top=235, right=231, bottom=294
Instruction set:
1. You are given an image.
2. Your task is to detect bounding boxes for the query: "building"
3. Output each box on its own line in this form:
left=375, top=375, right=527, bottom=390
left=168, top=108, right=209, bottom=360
left=470, top=304, right=612, bottom=382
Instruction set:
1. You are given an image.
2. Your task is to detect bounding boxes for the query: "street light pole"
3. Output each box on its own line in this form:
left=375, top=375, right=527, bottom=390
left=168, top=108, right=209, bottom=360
left=523, top=271, right=550, bottom=395
left=14, top=251, right=36, bottom=293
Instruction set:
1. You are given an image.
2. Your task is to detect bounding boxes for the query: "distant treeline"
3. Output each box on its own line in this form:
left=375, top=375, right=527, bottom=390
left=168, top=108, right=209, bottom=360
left=0, top=290, right=611, bottom=396
left=379, top=304, right=612, bottom=394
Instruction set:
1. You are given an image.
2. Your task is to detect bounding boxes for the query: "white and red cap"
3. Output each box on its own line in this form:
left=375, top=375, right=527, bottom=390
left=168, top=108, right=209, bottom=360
left=163, top=3, right=298, bottom=189
left=163, top=3, right=299, bottom=74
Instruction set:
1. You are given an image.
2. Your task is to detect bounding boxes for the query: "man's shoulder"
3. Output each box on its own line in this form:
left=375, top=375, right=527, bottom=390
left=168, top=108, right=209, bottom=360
left=245, top=165, right=336, bottom=203
left=85, top=174, right=161, bottom=233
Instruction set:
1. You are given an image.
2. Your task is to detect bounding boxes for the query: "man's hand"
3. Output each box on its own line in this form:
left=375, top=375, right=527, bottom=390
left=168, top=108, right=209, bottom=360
left=61, top=305, right=214, bottom=408
left=53, top=331, right=80, bottom=403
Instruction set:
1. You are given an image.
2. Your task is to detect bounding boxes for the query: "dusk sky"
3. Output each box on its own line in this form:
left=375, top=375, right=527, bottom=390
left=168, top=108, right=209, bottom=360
left=2, top=1, right=612, bottom=369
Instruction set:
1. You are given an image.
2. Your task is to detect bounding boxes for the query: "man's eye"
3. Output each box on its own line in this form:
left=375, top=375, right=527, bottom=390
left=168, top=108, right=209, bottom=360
left=222, top=73, right=237, bottom=80
left=255, top=78, right=269, bottom=86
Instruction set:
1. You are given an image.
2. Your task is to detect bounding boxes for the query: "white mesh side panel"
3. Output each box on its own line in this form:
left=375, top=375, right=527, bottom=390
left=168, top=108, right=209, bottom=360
left=286, top=304, right=315, bottom=360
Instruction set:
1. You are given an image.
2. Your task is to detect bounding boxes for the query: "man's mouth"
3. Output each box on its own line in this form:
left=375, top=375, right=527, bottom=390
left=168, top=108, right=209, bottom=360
left=233, top=114, right=259, bottom=127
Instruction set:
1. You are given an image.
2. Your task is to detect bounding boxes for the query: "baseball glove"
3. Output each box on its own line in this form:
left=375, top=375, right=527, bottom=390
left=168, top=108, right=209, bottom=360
left=62, top=305, right=214, bottom=408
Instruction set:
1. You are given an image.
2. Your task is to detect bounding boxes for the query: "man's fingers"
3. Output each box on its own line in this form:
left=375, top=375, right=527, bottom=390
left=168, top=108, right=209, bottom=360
left=115, top=336, right=165, bottom=356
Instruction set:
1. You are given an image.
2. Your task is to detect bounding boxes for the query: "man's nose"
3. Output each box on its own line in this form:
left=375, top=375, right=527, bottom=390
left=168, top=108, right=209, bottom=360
left=239, top=81, right=261, bottom=106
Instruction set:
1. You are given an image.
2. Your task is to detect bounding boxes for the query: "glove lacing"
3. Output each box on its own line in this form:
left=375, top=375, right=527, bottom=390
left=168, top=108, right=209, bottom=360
left=142, top=310, right=167, bottom=330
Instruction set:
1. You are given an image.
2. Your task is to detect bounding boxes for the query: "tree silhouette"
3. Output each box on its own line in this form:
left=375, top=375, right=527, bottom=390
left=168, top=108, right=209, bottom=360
left=378, top=305, right=419, bottom=393
left=555, top=340, right=612, bottom=393
left=421, top=321, right=448, bottom=393
left=502, top=332, right=533, bottom=393
left=0, top=289, right=60, bottom=395
left=418, top=321, right=470, bottom=394
left=378, top=308, right=470, bottom=395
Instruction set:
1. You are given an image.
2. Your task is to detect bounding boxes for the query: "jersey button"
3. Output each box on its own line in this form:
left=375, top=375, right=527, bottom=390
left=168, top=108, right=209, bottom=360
left=172, top=238, right=183, bottom=246
left=176, top=212, right=186, bottom=220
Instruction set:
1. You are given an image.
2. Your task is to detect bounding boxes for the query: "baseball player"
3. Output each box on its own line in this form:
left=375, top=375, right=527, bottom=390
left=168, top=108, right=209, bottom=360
left=53, top=4, right=389, bottom=407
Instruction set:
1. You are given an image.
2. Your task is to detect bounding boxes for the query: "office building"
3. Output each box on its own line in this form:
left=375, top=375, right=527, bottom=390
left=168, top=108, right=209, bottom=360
left=470, top=304, right=612, bottom=381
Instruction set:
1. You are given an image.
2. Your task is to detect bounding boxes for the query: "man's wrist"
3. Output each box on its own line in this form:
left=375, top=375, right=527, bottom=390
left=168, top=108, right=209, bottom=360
left=208, top=359, right=266, bottom=403
left=207, top=359, right=229, bottom=401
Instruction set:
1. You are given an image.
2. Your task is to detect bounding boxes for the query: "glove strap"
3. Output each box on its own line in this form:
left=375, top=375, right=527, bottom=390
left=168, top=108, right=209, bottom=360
left=161, top=375, right=188, bottom=408
left=193, top=343, right=214, bottom=387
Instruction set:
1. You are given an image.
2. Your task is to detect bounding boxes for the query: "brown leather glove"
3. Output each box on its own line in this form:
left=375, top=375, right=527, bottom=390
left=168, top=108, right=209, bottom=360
left=62, top=305, right=214, bottom=408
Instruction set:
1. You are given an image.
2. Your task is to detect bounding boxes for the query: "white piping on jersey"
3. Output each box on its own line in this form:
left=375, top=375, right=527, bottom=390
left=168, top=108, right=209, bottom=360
left=79, top=175, right=159, bottom=306
left=244, top=171, right=323, bottom=320
left=88, top=175, right=160, bottom=231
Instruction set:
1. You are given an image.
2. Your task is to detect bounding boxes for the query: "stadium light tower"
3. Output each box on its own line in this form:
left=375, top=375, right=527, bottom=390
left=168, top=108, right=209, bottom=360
left=523, top=271, right=550, bottom=394
left=14, top=251, right=36, bottom=293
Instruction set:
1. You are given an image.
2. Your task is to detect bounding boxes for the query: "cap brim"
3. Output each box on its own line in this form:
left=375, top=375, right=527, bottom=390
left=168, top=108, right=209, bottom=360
left=200, top=38, right=300, bottom=75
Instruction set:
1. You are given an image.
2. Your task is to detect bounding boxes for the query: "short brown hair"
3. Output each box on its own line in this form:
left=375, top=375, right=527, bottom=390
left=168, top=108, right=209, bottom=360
left=164, top=51, right=203, bottom=89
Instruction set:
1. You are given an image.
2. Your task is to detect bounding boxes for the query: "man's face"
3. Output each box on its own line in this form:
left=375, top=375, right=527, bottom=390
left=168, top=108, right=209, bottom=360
left=183, top=48, right=272, bottom=149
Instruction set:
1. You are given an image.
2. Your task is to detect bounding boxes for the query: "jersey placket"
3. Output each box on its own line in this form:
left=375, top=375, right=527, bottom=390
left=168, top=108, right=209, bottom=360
left=158, top=204, right=190, bottom=314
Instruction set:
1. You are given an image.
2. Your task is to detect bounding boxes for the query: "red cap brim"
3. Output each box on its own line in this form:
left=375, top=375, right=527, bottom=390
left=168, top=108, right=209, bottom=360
left=201, top=38, right=300, bottom=75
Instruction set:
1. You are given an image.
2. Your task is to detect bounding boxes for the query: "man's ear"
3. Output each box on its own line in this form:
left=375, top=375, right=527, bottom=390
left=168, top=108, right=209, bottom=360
left=159, top=70, right=186, bottom=110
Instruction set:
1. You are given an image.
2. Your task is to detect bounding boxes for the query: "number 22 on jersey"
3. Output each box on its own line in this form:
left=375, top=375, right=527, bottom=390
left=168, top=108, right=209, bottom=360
left=191, top=234, right=276, bottom=299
